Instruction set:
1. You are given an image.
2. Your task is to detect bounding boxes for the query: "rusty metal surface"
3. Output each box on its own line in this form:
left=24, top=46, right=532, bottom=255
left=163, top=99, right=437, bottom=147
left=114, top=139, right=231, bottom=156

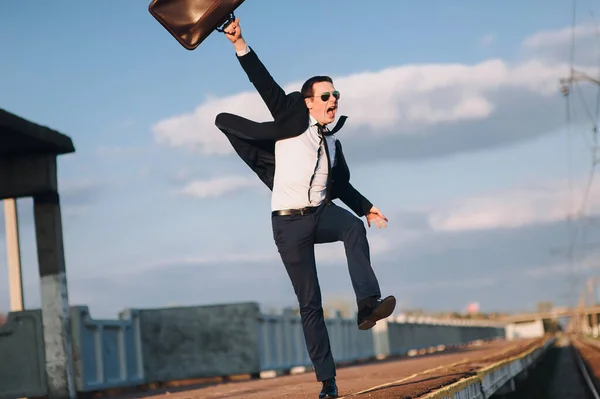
left=115, top=337, right=544, bottom=399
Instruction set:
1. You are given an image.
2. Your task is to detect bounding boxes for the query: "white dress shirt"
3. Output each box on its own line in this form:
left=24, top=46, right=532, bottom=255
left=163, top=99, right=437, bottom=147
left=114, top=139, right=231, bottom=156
left=236, top=45, right=336, bottom=211
left=271, top=116, right=336, bottom=211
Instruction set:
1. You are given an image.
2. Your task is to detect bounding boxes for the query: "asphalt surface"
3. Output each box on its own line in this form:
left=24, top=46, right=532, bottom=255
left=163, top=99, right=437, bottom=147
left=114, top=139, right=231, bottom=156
left=118, top=337, right=544, bottom=399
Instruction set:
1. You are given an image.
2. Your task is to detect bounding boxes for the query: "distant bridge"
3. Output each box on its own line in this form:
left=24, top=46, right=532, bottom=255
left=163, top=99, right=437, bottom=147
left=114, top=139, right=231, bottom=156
left=498, top=305, right=600, bottom=323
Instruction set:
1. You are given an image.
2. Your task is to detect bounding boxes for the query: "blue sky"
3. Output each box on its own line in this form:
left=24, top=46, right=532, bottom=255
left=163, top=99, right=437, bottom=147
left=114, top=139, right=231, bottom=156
left=2, top=0, right=600, bottom=318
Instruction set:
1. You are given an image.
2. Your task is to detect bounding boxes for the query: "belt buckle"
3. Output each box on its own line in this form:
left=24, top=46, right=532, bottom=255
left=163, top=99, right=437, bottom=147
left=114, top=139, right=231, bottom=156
left=298, top=207, right=312, bottom=216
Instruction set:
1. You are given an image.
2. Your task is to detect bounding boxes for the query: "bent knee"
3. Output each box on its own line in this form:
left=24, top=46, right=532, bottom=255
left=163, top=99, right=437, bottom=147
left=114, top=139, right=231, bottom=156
left=347, top=217, right=366, bottom=236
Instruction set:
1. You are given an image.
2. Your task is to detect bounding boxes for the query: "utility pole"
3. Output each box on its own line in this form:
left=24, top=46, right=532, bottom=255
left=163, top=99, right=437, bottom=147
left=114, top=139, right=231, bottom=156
left=559, top=69, right=600, bottom=335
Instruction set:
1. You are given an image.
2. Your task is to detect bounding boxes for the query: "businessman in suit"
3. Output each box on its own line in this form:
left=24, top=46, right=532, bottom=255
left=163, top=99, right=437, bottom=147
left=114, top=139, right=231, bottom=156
left=217, top=19, right=396, bottom=398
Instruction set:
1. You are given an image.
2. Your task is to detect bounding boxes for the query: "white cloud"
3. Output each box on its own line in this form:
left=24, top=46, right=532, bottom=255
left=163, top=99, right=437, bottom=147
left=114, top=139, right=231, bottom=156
left=521, top=23, right=597, bottom=49
left=177, top=175, right=260, bottom=198
left=428, top=177, right=600, bottom=232
left=521, top=21, right=600, bottom=67
left=152, top=24, right=583, bottom=156
left=154, top=91, right=272, bottom=155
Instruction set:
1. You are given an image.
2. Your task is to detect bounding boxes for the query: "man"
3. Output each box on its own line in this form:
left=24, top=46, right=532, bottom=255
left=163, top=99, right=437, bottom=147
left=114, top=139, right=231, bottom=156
left=216, top=19, right=396, bottom=398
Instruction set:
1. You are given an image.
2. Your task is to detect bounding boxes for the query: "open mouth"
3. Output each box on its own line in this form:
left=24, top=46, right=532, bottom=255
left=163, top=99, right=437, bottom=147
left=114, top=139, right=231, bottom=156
left=326, top=106, right=337, bottom=118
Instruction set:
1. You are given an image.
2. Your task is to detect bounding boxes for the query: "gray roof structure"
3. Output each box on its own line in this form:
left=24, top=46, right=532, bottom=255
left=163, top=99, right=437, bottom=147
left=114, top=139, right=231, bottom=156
left=0, top=108, right=75, bottom=156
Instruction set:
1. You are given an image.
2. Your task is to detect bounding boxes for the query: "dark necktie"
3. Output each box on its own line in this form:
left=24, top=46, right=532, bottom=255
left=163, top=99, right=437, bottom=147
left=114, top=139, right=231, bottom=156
left=316, top=124, right=333, bottom=201
left=317, top=123, right=333, bottom=136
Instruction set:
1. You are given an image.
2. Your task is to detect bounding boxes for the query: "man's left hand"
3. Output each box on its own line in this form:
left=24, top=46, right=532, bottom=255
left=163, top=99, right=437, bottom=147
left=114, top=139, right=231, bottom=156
left=366, top=206, right=388, bottom=228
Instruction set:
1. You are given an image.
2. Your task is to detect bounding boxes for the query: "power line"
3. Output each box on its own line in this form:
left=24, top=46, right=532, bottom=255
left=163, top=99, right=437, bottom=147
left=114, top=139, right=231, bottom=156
left=559, top=0, right=600, bottom=309
left=576, top=10, right=600, bottom=262
left=570, top=0, right=577, bottom=69
left=563, top=0, right=578, bottom=308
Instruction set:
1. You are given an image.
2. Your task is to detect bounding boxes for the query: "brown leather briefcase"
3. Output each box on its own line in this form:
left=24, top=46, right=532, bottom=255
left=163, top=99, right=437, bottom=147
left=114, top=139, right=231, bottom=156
left=148, top=0, right=245, bottom=50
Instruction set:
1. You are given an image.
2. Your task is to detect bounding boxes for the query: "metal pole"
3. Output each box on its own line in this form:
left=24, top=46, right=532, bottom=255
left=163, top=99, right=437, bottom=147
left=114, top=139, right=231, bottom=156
left=4, top=198, right=24, bottom=311
left=561, top=69, right=600, bottom=87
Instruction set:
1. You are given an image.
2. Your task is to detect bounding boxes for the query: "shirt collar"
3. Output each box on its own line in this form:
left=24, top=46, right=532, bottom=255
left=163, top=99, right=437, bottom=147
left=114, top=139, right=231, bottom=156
left=309, top=115, right=336, bottom=139
left=309, top=115, right=319, bottom=127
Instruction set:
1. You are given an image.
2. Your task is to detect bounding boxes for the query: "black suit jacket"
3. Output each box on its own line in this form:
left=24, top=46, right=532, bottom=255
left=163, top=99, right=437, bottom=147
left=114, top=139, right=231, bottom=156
left=214, top=47, right=373, bottom=217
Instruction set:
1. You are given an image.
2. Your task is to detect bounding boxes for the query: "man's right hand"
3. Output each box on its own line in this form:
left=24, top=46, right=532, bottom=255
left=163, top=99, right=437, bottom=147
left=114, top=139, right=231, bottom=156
left=224, top=18, right=247, bottom=52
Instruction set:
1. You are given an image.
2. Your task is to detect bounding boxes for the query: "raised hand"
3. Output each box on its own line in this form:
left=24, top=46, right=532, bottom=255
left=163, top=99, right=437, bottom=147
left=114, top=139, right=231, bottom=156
left=366, top=206, right=388, bottom=228
left=224, top=18, right=242, bottom=43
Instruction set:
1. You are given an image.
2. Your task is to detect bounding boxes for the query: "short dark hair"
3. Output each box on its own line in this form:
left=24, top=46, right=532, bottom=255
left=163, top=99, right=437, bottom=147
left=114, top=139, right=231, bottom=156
left=301, top=76, right=333, bottom=98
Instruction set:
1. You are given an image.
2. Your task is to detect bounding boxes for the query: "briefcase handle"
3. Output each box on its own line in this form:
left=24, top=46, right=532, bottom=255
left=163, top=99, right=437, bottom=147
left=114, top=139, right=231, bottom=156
left=215, top=11, right=236, bottom=34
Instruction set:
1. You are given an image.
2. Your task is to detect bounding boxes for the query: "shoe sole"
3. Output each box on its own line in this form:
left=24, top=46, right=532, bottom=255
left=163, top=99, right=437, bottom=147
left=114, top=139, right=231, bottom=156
left=358, top=296, right=396, bottom=330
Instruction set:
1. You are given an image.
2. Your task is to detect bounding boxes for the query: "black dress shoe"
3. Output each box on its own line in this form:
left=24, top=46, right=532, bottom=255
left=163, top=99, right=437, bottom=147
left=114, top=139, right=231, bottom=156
left=319, top=377, right=338, bottom=398
left=357, top=295, right=396, bottom=330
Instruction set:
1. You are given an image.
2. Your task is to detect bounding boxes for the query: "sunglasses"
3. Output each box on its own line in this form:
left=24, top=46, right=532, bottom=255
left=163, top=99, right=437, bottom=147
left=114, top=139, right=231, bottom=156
left=308, top=91, right=340, bottom=102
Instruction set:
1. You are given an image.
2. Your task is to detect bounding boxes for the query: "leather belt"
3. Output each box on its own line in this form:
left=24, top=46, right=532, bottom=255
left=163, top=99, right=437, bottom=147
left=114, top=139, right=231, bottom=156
left=272, top=206, right=319, bottom=216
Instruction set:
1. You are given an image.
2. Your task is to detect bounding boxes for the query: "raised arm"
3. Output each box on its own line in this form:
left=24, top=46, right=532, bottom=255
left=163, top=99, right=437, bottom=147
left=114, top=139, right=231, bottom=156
left=224, top=19, right=294, bottom=119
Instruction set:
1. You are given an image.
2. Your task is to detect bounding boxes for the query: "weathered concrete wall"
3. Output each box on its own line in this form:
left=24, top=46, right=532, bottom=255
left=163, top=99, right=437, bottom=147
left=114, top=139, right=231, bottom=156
left=138, top=302, right=261, bottom=382
left=0, top=310, right=47, bottom=399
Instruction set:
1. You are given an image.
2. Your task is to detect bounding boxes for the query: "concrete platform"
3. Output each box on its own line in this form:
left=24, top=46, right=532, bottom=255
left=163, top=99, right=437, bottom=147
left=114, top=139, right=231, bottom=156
left=110, top=337, right=546, bottom=399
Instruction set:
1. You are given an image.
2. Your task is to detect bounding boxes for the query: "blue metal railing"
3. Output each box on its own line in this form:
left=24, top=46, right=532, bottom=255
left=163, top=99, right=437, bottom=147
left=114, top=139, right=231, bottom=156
left=0, top=302, right=508, bottom=397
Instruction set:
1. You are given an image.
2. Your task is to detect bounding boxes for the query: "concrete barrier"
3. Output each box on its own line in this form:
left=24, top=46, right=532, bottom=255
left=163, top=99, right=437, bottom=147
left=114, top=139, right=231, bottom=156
left=385, top=318, right=505, bottom=357
left=0, top=310, right=47, bottom=399
left=136, top=302, right=262, bottom=382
